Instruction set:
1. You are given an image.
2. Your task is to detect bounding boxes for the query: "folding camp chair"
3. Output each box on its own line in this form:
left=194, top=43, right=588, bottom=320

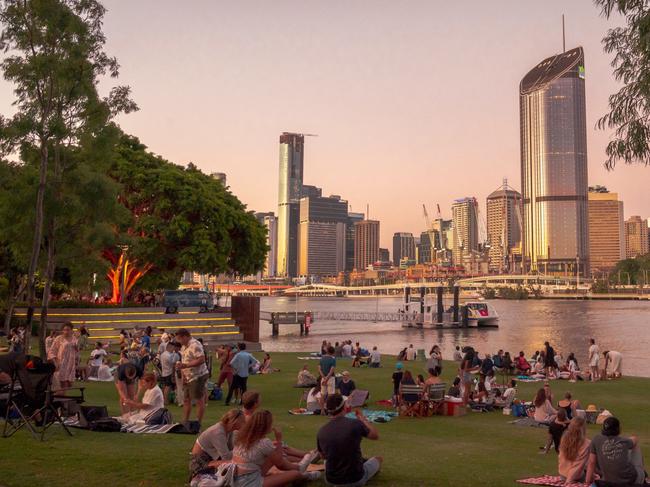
left=399, top=384, right=423, bottom=417
left=2, top=359, right=84, bottom=441
left=420, top=383, right=447, bottom=416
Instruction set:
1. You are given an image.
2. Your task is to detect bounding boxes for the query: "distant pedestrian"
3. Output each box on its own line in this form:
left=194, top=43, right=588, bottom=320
left=588, top=338, right=600, bottom=382
left=175, top=328, right=209, bottom=423
left=225, top=343, right=258, bottom=406
left=603, top=350, right=623, bottom=379
left=406, top=344, right=417, bottom=361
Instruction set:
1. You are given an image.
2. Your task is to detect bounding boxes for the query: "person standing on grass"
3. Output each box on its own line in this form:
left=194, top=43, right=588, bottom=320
left=48, top=322, right=79, bottom=389
left=175, top=328, right=210, bottom=423
left=603, top=350, right=623, bottom=379
left=225, top=343, right=258, bottom=406
left=317, top=394, right=382, bottom=487
left=160, top=341, right=178, bottom=404
left=460, top=347, right=479, bottom=405
left=318, top=346, right=336, bottom=412
left=369, top=346, right=381, bottom=368
left=405, top=344, right=417, bottom=361
left=588, top=338, right=600, bottom=382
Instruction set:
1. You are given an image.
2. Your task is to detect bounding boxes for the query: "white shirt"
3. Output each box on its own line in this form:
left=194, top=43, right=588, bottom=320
left=160, top=350, right=177, bottom=377
left=90, top=348, right=107, bottom=367
left=197, top=422, right=234, bottom=460
left=121, top=385, right=165, bottom=424
left=342, top=344, right=352, bottom=357
left=406, top=348, right=417, bottom=361
left=589, top=344, right=600, bottom=366
left=181, top=338, right=209, bottom=382
left=370, top=350, right=381, bottom=363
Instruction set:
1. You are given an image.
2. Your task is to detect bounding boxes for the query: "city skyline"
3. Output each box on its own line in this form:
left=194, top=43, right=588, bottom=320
left=1, top=1, right=648, bottom=248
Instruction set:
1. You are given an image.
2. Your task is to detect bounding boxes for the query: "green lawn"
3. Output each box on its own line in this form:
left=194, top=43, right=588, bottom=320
left=2, top=352, right=649, bottom=487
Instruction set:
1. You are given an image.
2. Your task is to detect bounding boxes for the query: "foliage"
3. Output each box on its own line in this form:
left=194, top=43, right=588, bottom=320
left=496, top=285, right=529, bottom=300
left=108, top=133, right=268, bottom=291
left=595, top=0, right=650, bottom=168
left=610, top=253, right=650, bottom=285
left=588, top=185, right=609, bottom=193
left=478, top=285, right=496, bottom=299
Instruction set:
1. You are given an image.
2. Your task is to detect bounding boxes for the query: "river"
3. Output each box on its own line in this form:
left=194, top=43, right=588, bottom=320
left=258, top=296, right=650, bottom=377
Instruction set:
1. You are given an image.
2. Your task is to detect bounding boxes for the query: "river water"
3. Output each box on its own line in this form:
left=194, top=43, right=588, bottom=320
left=259, top=296, right=650, bottom=377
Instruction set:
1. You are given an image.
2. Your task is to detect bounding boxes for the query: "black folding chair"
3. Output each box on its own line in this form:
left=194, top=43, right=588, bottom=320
left=2, top=359, right=84, bottom=441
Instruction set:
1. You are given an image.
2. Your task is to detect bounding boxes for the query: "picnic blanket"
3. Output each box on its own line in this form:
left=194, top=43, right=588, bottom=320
left=509, top=417, right=547, bottom=428
left=517, top=475, right=590, bottom=487
left=288, top=408, right=315, bottom=416
left=297, top=356, right=321, bottom=360
left=345, top=409, right=397, bottom=423
left=64, top=417, right=182, bottom=434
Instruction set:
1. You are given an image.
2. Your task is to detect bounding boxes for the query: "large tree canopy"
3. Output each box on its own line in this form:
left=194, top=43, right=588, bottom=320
left=595, top=0, right=650, bottom=169
left=109, top=133, right=268, bottom=290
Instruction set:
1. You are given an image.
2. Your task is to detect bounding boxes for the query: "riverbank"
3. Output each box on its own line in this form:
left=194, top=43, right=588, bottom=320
left=2, top=352, right=649, bottom=486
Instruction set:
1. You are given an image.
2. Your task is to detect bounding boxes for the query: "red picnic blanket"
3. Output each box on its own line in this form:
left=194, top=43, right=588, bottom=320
left=517, top=475, right=590, bottom=487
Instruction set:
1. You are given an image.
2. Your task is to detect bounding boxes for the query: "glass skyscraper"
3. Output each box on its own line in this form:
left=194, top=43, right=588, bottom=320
left=277, top=132, right=304, bottom=277
left=520, top=47, right=589, bottom=276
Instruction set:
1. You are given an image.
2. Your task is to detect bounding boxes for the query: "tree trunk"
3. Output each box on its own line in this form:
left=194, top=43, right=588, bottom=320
left=3, top=276, right=26, bottom=335
left=24, top=141, right=49, bottom=353
left=39, top=224, right=56, bottom=359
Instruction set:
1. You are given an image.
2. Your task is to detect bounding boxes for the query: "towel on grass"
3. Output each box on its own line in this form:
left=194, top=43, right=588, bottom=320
left=64, top=417, right=181, bottom=434
left=510, top=417, right=547, bottom=428
left=345, top=409, right=397, bottom=423
left=288, top=408, right=315, bottom=415
left=517, top=475, right=590, bottom=487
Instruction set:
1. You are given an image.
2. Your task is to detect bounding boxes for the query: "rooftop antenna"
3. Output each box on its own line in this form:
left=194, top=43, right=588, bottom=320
left=562, top=14, right=566, bottom=53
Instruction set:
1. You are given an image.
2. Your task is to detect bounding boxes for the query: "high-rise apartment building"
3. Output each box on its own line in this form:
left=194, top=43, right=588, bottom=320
left=354, top=220, right=380, bottom=271
left=277, top=133, right=304, bottom=278
left=255, top=212, right=278, bottom=278
left=379, top=248, right=390, bottom=263
left=520, top=47, right=589, bottom=275
left=451, top=197, right=479, bottom=266
left=298, top=194, right=348, bottom=276
left=588, top=192, right=625, bottom=274
left=625, top=216, right=649, bottom=259
left=392, top=232, right=416, bottom=266
left=486, top=186, right=522, bottom=272
left=346, top=212, right=364, bottom=272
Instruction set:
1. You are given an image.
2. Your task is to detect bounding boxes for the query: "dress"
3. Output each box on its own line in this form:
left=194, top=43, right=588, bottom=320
left=48, top=335, right=78, bottom=383
left=589, top=344, right=600, bottom=367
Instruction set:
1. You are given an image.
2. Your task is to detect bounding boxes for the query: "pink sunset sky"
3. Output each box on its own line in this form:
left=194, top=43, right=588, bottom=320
left=1, top=0, right=648, bottom=248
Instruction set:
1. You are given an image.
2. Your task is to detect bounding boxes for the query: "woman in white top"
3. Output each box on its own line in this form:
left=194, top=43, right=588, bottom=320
left=119, top=373, right=164, bottom=424
left=190, top=409, right=245, bottom=480
left=533, top=388, right=557, bottom=424
left=588, top=338, right=600, bottom=382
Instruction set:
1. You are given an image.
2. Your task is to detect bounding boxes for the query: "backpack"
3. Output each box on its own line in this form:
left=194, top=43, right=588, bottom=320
left=209, top=387, right=223, bottom=401
left=89, top=417, right=122, bottom=432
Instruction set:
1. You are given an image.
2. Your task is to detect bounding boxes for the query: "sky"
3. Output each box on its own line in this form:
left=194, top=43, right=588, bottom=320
left=1, top=0, right=648, bottom=248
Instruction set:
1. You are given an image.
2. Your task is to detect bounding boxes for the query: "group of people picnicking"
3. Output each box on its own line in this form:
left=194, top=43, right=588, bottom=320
left=2, top=324, right=646, bottom=487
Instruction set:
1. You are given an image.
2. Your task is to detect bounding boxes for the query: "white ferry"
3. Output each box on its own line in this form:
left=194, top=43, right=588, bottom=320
left=400, top=292, right=499, bottom=328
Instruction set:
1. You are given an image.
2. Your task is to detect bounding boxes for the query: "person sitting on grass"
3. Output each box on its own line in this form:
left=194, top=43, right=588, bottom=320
left=190, top=409, right=246, bottom=480
left=502, top=379, right=517, bottom=408
left=586, top=416, right=648, bottom=486
left=558, top=417, right=591, bottom=483
left=88, top=342, right=107, bottom=378
left=447, top=377, right=461, bottom=398
left=541, top=407, right=571, bottom=454
left=515, top=351, right=531, bottom=376
left=557, top=391, right=581, bottom=421
left=339, top=370, right=356, bottom=397
left=229, top=410, right=321, bottom=486
left=423, top=367, right=442, bottom=395
left=533, top=387, right=557, bottom=424
left=317, top=394, right=382, bottom=487
left=296, top=365, right=317, bottom=387
left=259, top=353, right=280, bottom=374
left=118, top=372, right=164, bottom=424
left=369, top=346, right=381, bottom=368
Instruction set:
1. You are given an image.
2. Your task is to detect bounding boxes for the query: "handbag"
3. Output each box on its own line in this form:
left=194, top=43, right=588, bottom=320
left=145, top=408, right=172, bottom=425
left=191, top=463, right=236, bottom=487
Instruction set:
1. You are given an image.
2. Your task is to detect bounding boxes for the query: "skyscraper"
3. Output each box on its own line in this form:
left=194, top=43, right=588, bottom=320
left=624, top=216, right=649, bottom=259
left=298, top=194, right=348, bottom=277
left=392, top=232, right=416, bottom=266
left=520, top=47, right=589, bottom=275
left=346, top=212, right=364, bottom=271
left=255, top=212, right=278, bottom=278
left=379, top=248, right=390, bottom=263
left=277, top=132, right=304, bottom=278
left=451, top=197, right=479, bottom=266
left=588, top=192, right=625, bottom=275
left=354, top=220, right=380, bottom=271
left=486, top=185, right=522, bottom=273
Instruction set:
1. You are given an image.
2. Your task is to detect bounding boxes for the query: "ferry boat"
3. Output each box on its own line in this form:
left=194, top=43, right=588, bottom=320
left=400, top=292, right=499, bottom=328
left=464, top=301, right=499, bottom=327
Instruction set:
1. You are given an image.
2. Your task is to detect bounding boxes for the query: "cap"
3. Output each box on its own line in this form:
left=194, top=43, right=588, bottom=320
left=395, top=362, right=403, bottom=370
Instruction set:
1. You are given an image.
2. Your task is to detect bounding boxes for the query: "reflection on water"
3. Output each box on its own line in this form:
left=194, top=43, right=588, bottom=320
left=259, top=296, right=650, bottom=377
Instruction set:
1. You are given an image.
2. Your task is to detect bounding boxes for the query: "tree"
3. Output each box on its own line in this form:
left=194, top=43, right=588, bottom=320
left=595, top=0, right=650, bottom=169
left=0, top=0, right=136, bottom=353
left=107, top=133, right=268, bottom=292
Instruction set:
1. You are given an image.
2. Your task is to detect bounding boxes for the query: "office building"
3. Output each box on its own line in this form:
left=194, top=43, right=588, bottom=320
left=277, top=132, right=304, bottom=278
left=255, top=212, right=278, bottom=278
left=298, top=194, right=348, bottom=276
left=451, top=197, right=479, bottom=266
left=486, top=185, right=522, bottom=272
left=418, top=232, right=433, bottom=264
left=588, top=192, right=625, bottom=274
left=346, top=212, right=365, bottom=272
left=625, top=216, right=649, bottom=258
left=379, top=248, right=390, bottom=263
left=520, top=47, right=589, bottom=275
left=392, top=232, right=416, bottom=266
left=354, top=220, right=380, bottom=271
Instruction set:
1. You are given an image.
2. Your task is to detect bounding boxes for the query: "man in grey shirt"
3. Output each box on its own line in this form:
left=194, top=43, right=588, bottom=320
left=586, top=416, right=647, bottom=485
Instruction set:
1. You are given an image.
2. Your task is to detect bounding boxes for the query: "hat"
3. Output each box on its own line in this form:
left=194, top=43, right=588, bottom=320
left=395, top=362, right=404, bottom=370
left=586, top=404, right=598, bottom=412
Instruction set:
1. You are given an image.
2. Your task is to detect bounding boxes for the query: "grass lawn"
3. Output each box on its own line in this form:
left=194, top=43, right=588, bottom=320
left=2, top=352, right=649, bottom=487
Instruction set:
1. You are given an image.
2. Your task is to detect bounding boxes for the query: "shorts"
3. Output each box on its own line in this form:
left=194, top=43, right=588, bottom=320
left=321, top=376, right=336, bottom=396
left=463, top=372, right=472, bottom=384
left=325, top=457, right=381, bottom=487
left=161, top=375, right=175, bottom=388
left=184, top=374, right=209, bottom=401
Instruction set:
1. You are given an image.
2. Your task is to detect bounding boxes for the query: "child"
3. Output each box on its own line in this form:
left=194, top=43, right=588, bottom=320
left=541, top=408, right=570, bottom=454
left=391, top=362, right=404, bottom=407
